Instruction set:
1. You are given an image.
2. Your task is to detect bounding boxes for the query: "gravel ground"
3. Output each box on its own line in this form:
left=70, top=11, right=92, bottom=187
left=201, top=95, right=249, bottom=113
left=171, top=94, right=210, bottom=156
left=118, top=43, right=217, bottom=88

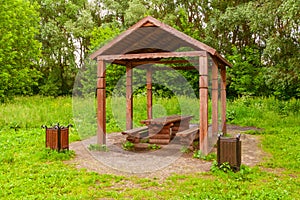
left=64, top=125, right=266, bottom=180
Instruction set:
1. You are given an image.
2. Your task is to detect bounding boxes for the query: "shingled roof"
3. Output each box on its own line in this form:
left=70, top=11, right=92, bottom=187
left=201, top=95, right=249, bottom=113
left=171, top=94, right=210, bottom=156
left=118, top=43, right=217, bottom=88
left=90, top=16, right=231, bottom=67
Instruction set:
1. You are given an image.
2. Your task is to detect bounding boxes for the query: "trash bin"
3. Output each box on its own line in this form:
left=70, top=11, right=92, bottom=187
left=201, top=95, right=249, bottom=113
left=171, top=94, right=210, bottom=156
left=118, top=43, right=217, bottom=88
left=42, top=124, right=72, bottom=151
left=217, top=134, right=241, bottom=171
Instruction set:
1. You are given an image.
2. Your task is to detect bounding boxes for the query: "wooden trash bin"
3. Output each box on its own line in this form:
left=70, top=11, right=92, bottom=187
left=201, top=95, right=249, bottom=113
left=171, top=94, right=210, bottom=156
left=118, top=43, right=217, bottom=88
left=217, top=134, right=241, bottom=171
left=43, top=124, right=72, bottom=151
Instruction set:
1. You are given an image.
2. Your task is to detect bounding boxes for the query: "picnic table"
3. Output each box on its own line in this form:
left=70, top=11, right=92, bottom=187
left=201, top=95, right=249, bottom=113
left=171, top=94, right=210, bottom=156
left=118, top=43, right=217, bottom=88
left=140, top=115, right=193, bottom=144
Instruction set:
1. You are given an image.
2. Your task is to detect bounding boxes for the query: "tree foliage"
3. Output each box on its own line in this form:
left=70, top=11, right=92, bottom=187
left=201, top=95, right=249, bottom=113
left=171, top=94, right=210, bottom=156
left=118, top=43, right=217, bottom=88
left=0, top=0, right=41, bottom=102
left=204, top=0, right=299, bottom=99
left=76, top=25, right=124, bottom=97
left=35, top=0, right=95, bottom=96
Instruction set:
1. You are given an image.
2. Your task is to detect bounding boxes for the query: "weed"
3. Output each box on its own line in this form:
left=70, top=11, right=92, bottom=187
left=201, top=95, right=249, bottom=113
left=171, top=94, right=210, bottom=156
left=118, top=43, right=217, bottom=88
left=122, top=141, right=134, bottom=150
left=192, top=140, right=199, bottom=149
left=88, top=144, right=108, bottom=152
left=210, top=160, right=235, bottom=173
left=210, top=160, right=221, bottom=172
left=218, top=162, right=232, bottom=173
left=193, top=150, right=216, bottom=161
left=148, top=144, right=161, bottom=150
left=140, top=138, right=149, bottom=143
left=180, top=146, right=191, bottom=153
left=193, top=150, right=204, bottom=159
left=203, top=152, right=216, bottom=161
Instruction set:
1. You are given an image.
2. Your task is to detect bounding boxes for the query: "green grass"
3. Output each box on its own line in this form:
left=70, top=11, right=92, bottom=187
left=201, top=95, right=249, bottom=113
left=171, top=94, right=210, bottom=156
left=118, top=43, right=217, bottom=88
left=0, top=96, right=73, bottom=129
left=227, top=96, right=300, bottom=170
left=0, top=95, right=299, bottom=199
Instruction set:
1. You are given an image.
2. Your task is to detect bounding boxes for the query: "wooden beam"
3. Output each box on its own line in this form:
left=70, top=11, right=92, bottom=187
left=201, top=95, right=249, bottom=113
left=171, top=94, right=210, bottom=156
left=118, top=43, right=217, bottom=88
left=126, top=63, right=133, bottom=130
left=136, top=65, right=198, bottom=71
left=212, top=60, right=219, bottom=138
left=97, top=59, right=106, bottom=145
left=199, top=55, right=208, bottom=155
left=98, top=51, right=206, bottom=61
left=114, top=59, right=199, bottom=67
left=146, top=69, right=153, bottom=119
left=221, top=67, right=227, bottom=134
left=131, top=59, right=198, bottom=66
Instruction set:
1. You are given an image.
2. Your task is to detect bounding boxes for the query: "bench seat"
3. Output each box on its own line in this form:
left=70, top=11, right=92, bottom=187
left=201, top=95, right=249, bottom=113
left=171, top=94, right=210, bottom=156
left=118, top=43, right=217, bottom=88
left=121, top=126, right=148, bottom=143
left=121, top=126, right=148, bottom=136
left=175, top=127, right=199, bottom=143
left=140, top=115, right=193, bottom=126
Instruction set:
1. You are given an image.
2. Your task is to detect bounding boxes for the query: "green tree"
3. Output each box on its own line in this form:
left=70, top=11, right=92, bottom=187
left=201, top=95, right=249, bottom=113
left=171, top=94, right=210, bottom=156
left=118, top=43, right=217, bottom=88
left=36, top=0, right=94, bottom=96
left=205, top=0, right=299, bottom=99
left=259, top=0, right=300, bottom=99
left=227, top=46, right=266, bottom=97
left=99, top=0, right=130, bottom=25
left=0, top=0, right=42, bottom=102
left=78, top=25, right=124, bottom=97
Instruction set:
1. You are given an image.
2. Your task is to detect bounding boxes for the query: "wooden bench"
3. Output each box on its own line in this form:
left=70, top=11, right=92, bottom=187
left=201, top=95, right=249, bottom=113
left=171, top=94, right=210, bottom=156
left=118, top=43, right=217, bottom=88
left=175, top=127, right=199, bottom=144
left=121, top=126, right=148, bottom=143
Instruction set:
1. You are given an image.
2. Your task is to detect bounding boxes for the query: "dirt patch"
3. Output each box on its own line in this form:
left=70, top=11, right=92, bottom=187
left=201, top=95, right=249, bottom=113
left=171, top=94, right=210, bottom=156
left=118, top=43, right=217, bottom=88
left=226, top=125, right=267, bottom=167
left=64, top=125, right=267, bottom=180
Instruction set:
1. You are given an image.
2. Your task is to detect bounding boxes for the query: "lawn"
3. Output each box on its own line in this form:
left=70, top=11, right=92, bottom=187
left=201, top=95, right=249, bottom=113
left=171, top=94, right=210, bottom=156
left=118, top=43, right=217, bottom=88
left=0, top=96, right=299, bottom=199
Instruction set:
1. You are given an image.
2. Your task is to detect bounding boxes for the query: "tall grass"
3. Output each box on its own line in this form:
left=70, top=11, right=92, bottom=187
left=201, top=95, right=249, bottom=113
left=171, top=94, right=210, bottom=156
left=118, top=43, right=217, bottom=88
left=109, top=95, right=201, bottom=130
left=227, top=96, right=300, bottom=170
left=227, top=96, right=300, bottom=128
left=0, top=96, right=80, bottom=142
left=0, top=96, right=73, bottom=129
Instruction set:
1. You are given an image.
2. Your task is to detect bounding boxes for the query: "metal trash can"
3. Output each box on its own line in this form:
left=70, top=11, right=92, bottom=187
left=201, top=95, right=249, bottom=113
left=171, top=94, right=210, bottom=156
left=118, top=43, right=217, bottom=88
left=42, top=124, right=72, bottom=151
left=217, top=134, right=241, bottom=171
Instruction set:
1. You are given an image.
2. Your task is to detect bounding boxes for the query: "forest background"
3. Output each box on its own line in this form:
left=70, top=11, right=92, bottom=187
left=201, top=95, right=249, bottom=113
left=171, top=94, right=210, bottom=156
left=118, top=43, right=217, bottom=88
left=0, top=0, right=299, bottom=101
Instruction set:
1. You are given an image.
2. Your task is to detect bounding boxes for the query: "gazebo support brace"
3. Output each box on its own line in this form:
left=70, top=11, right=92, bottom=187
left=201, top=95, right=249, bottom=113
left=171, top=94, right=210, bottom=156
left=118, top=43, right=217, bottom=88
left=199, top=55, right=208, bottom=155
left=97, top=58, right=106, bottom=145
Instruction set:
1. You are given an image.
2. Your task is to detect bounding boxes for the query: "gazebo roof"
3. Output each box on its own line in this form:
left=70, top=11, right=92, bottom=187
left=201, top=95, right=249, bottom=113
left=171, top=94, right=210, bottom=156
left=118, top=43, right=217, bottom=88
left=90, top=16, right=231, bottom=67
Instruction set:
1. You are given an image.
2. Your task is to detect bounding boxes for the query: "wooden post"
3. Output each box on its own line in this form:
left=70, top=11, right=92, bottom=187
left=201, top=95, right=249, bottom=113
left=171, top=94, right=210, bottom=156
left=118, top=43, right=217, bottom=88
left=146, top=69, right=152, bottom=119
left=97, top=58, right=106, bottom=145
left=199, top=55, right=208, bottom=155
left=220, top=67, right=227, bottom=134
left=126, top=63, right=133, bottom=130
left=212, top=60, right=219, bottom=137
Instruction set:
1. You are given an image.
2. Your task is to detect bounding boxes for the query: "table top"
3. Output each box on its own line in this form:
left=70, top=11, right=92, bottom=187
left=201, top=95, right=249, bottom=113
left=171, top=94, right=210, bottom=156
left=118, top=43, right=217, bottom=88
left=140, top=115, right=193, bottom=125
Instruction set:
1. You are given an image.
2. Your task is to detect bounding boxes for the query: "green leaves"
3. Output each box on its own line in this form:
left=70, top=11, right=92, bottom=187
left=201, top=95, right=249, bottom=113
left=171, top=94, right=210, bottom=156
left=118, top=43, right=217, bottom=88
left=37, top=0, right=95, bottom=96
left=124, top=0, right=147, bottom=26
left=227, top=46, right=266, bottom=97
left=204, top=0, right=299, bottom=99
left=0, top=0, right=41, bottom=101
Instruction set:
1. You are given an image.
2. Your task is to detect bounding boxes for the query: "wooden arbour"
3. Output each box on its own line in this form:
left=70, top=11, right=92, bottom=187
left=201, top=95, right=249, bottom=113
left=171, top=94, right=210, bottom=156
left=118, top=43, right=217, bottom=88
left=90, top=16, right=231, bottom=155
